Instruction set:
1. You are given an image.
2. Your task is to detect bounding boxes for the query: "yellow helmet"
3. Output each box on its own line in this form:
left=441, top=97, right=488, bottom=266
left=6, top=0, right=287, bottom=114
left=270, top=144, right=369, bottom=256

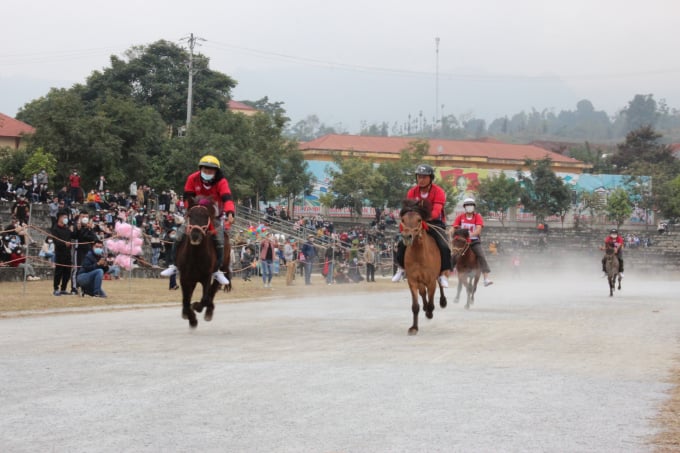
left=198, top=155, right=220, bottom=169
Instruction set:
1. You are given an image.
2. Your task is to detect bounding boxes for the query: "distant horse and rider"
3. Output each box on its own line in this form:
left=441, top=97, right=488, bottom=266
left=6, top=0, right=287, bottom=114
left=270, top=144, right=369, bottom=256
left=451, top=228, right=481, bottom=309
left=603, top=242, right=622, bottom=297
left=175, top=197, right=232, bottom=328
left=399, top=199, right=448, bottom=335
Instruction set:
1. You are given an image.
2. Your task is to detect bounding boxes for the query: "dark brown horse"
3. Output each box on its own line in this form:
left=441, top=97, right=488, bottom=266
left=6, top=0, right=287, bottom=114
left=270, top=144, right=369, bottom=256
left=175, top=200, right=232, bottom=328
left=451, top=229, right=481, bottom=309
left=604, top=243, right=621, bottom=297
left=400, top=199, right=447, bottom=335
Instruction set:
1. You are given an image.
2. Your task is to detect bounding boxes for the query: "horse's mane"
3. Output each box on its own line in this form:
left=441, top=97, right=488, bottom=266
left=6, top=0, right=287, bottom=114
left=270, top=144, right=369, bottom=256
left=191, top=195, right=216, bottom=218
left=453, top=228, right=470, bottom=239
left=400, top=198, right=432, bottom=221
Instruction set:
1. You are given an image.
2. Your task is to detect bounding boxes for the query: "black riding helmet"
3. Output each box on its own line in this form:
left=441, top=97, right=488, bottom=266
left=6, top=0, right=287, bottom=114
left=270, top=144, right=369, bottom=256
left=415, top=164, right=435, bottom=182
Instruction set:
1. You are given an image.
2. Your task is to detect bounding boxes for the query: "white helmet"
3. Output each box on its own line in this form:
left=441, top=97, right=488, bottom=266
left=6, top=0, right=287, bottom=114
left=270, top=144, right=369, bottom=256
left=462, top=198, right=476, bottom=207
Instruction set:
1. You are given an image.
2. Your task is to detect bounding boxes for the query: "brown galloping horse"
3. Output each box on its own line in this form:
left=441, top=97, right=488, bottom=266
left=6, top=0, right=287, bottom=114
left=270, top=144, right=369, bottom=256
left=451, top=229, right=481, bottom=309
left=175, top=199, right=232, bottom=328
left=603, top=243, right=621, bottom=297
left=400, top=199, right=447, bottom=335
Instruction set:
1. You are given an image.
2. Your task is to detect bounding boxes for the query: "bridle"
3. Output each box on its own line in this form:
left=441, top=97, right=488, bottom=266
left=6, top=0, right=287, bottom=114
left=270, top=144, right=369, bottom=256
left=451, top=234, right=470, bottom=257
left=400, top=214, right=426, bottom=246
left=185, top=205, right=212, bottom=241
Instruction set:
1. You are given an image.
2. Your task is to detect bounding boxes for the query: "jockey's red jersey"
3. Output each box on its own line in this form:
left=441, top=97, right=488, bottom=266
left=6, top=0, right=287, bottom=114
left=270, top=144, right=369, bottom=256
left=605, top=235, right=624, bottom=248
left=452, top=213, right=485, bottom=241
left=183, top=171, right=236, bottom=216
left=406, top=183, right=447, bottom=224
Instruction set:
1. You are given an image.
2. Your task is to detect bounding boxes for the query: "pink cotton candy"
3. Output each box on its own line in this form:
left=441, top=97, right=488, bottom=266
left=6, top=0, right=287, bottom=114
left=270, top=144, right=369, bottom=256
left=131, top=238, right=143, bottom=247
left=114, top=254, right=134, bottom=270
left=115, top=223, right=134, bottom=238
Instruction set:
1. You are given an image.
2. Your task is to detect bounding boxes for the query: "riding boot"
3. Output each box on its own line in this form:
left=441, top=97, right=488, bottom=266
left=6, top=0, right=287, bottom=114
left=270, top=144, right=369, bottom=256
left=601, top=256, right=607, bottom=273
left=214, top=245, right=224, bottom=273
left=395, top=240, right=406, bottom=268
left=429, top=229, right=451, bottom=274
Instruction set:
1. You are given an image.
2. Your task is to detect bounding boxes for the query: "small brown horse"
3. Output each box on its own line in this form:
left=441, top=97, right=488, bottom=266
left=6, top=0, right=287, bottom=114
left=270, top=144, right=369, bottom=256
left=604, top=243, right=621, bottom=297
left=175, top=200, right=232, bottom=328
left=451, top=229, right=481, bottom=309
left=400, top=199, right=447, bottom=335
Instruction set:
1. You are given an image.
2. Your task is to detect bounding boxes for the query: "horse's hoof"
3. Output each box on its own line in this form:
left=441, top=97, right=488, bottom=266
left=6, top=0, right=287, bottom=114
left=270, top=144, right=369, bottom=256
left=426, top=311, right=433, bottom=319
left=189, top=319, right=198, bottom=328
left=408, top=327, right=418, bottom=335
left=440, top=298, right=447, bottom=308
left=465, top=304, right=470, bottom=310
left=192, top=301, right=203, bottom=313
left=204, top=313, right=213, bottom=322
left=182, top=314, right=188, bottom=319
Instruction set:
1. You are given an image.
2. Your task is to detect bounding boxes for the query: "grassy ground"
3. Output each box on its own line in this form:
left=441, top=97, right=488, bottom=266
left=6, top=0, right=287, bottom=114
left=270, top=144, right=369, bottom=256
left=0, top=275, right=396, bottom=314
left=1, top=275, right=678, bottom=450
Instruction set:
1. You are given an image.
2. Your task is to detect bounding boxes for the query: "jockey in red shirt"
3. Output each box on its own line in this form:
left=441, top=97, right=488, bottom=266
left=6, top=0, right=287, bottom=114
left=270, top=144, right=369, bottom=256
left=452, top=197, right=493, bottom=287
left=160, top=155, right=235, bottom=285
left=392, top=164, right=452, bottom=287
left=602, top=228, right=624, bottom=277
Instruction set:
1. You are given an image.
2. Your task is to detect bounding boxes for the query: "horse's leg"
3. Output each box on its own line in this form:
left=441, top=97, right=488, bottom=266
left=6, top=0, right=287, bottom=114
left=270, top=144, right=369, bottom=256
left=427, top=283, right=438, bottom=316
left=470, top=272, right=481, bottom=307
left=608, top=275, right=614, bottom=297
left=454, top=273, right=463, bottom=304
left=420, top=286, right=433, bottom=319
left=439, top=282, right=447, bottom=308
left=204, top=281, right=220, bottom=321
left=465, top=275, right=473, bottom=310
left=408, top=284, right=419, bottom=335
left=181, top=281, right=198, bottom=328
left=617, top=274, right=622, bottom=291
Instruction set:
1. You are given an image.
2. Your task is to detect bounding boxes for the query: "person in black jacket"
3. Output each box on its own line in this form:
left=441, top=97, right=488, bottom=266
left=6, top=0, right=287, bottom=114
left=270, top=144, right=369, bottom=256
left=51, top=210, right=74, bottom=296
left=76, top=239, right=109, bottom=298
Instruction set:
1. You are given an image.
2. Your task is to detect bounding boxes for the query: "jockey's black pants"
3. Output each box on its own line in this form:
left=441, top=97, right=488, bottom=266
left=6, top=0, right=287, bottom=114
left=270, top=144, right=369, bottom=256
left=396, top=222, right=451, bottom=274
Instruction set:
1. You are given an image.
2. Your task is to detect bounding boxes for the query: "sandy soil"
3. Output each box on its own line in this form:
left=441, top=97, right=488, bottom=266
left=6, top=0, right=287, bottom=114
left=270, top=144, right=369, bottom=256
left=0, top=272, right=679, bottom=452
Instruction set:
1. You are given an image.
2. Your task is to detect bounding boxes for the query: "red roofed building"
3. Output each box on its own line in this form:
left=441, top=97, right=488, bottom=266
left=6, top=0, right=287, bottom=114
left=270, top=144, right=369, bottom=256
left=227, top=100, right=258, bottom=116
left=0, top=113, right=35, bottom=150
left=300, top=134, right=591, bottom=174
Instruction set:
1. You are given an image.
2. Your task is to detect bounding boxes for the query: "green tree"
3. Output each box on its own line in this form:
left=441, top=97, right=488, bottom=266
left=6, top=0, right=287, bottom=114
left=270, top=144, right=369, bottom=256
left=517, top=158, right=572, bottom=225
left=656, top=175, right=680, bottom=225
left=605, top=187, right=633, bottom=229
left=475, top=173, right=521, bottom=227
left=326, top=153, right=385, bottom=218
left=84, top=40, right=236, bottom=130
left=573, top=191, right=603, bottom=230
left=611, top=126, right=676, bottom=171
left=21, top=147, right=57, bottom=183
left=374, top=140, right=428, bottom=210
left=623, top=94, right=658, bottom=133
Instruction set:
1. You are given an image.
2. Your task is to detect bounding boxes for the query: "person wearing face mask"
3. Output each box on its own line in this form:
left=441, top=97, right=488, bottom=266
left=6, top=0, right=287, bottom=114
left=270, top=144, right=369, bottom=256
left=452, top=198, right=493, bottom=287
left=39, top=237, right=56, bottom=264
left=602, top=228, right=624, bottom=278
left=76, top=239, right=109, bottom=297
left=160, top=155, right=235, bottom=285
left=51, top=210, right=75, bottom=296
left=71, top=213, right=98, bottom=295
left=391, top=164, right=452, bottom=288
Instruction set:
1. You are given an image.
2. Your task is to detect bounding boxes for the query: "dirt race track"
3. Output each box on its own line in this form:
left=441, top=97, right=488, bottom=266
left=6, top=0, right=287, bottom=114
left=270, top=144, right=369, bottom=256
left=1, top=273, right=679, bottom=453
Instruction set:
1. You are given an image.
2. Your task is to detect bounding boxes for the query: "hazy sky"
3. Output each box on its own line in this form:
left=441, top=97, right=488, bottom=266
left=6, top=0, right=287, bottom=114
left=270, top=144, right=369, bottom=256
left=3, top=0, right=679, bottom=133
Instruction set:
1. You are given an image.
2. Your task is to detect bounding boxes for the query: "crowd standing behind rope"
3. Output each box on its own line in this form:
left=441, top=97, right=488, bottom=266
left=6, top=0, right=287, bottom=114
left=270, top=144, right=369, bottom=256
left=1, top=168, right=403, bottom=293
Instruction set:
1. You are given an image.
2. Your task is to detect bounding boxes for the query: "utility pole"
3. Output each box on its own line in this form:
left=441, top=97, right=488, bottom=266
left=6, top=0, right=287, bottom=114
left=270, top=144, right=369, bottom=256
left=435, top=37, right=440, bottom=129
left=181, top=33, right=205, bottom=130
